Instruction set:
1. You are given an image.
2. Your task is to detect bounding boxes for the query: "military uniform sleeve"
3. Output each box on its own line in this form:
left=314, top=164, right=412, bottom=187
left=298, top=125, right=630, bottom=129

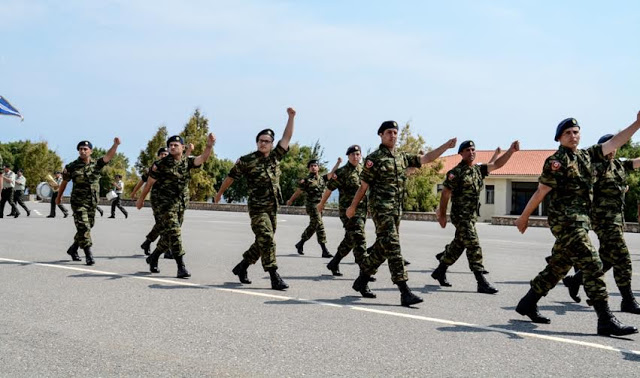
left=360, top=156, right=377, bottom=185
left=148, top=161, right=163, bottom=181
left=297, top=178, right=307, bottom=190
left=406, top=153, right=422, bottom=169
left=539, top=156, right=563, bottom=189
left=228, top=159, right=245, bottom=180
left=443, top=168, right=458, bottom=190
left=96, top=157, right=108, bottom=171
left=62, top=164, right=72, bottom=182
left=479, top=164, right=489, bottom=178
left=586, top=144, right=605, bottom=163
left=326, top=171, right=340, bottom=191
left=188, top=156, right=202, bottom=169
left=273, top=142, right=289, bottom=162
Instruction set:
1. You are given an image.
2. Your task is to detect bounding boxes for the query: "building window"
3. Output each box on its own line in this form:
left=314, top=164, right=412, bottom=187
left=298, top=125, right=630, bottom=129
left=485, top=185, right=495, bottom=204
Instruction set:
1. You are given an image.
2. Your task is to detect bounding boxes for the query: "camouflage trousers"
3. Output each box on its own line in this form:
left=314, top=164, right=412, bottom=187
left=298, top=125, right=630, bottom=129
left=71, top=204, right=97, bottom=248
left=440, top=219, right=485, bottom=272
left=531, top=225, right=608, bottom=301
left=360, top=212, right=407, bottom=283
left=299, top=204, right=327, bottom=244
left=154, top=203, right=186, bottom=257
left=336, top=211, right=367, bottom=264
left=593, top=223, right=633, bottom=288
left=243, top=210, right=278, bottom=271
left=145, top=221, right=162, bottom=243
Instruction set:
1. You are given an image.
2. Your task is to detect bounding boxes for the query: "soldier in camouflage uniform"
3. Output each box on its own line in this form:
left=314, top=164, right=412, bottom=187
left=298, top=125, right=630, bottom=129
left=561, top=134, right=640, bottom=314
left=432, top=140, right=519, bottom=294
left=318, top=146, right=369, bottom=277
left=515, top=115, right=639, bottom=337
left=215, top=107, right=296, bottom=291
left=288, top=158, right=341, bottom=258
left=56, top=138, right=121, bottom=265
left=136, top=135, right=214, bottom=278
left=347, top=120, right=457, bottom=306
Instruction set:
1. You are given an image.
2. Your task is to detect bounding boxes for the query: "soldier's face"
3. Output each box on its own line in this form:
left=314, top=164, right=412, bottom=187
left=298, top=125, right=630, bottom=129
left=380, top=129, right=398, bottom=148
left=78, top=146, right=92, bottom=159
left=559, top=127, right=580, bottom=150
left=460, top=147, right=476, bottom=163
left=169, top=142, right=183, bottom=156
left=308, top=163, right=319, bottom=174
left=257, top=137, right=273, bottom=154
left=348, top=151, right=361, bottom=166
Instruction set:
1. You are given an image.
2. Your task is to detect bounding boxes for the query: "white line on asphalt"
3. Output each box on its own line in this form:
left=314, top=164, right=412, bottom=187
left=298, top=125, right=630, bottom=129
left=1, top=257, right=639, bottom=357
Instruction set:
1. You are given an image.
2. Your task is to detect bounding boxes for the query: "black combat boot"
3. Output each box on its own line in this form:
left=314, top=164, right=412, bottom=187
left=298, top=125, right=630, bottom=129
left=295, top=240, right=305, bottom=255
left=475, top=271, right=499, bottom=294
left=403, top=259, right=411, bottom=266
left=66, top=242, right=82, bottom=261
left=232, top=260, right=252, bottom=284
left=326, top=254, right=344, bottom=276
left=83, top=247, right=95, bottom=266
left=320, top=243, right=333, bottom=258
left=174, top=254, right=191, bottom=279
left=593, top=300, right=638, bottom=336
left=435, top=252, right=444, bottom=261
left=352, top=272, right=376, bottom=298
left=516, top=288, right=550, bottom=324
left=140, top=239, right=152, bottom=256
left=562, top=270, right=582, bottom=303
left=145, top=248, right=162, bottom=273
left=397, top=281, right=423, bottom=307
left=164, top=250, right=174, bottom=259
left=268, top=268, right=289, bottom=290
left=620, top=285, right=640, bottom=314
left=431, top=263, right=452, bottom=287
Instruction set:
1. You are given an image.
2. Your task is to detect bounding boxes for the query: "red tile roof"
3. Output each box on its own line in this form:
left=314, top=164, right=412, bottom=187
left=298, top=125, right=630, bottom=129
left=439, top=150, right=556, bottom=176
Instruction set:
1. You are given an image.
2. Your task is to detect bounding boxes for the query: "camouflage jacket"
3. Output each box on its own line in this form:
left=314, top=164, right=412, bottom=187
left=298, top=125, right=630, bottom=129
left=149, top=155, right=201, bottom=210
left=443, top=161, right=489, bottom=222
left=298, top=172, right=330, bottom=206
left=228, top=143, right=288, bottom=213
left=326, top=162, right=368, bottom=216
left=361, top=144, right=421, bottom=215
left=63, top=157, right=108, bottom=207
left=539, top=144, right=605, bottom=227
left=591, top=158, right=634, bottom=226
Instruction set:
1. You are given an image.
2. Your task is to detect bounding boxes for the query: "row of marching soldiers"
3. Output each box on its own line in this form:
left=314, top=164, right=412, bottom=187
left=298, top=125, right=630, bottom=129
left=56, top=107, right=640, bottom=338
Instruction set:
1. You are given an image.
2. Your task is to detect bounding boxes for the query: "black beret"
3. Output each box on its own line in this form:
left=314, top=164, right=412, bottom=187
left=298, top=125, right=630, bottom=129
left=554, top=118, right=580, bottom=141
left=346, top=144, right=361, bottom=155
left=4, top=164, right=11, bottom=168
left=77, top=140, right=93, bottom=150
left=458, top=140, right=475, bottom=153
left=115, top=174, right=122, bottom=178
left=307, top=159, right=319, bottom=168
left=167, top=135, right=184, bottom=146
left=157, top=147, right=168, bottom=156
left=17, top=169, right=23, bottom=173
left=54, top=170, right=62, bottom=174
left=377, top=120, right=398, bottom=135
left=256, top=128, right=275, bottom=142
left=597, top=134, right=614, bottom=144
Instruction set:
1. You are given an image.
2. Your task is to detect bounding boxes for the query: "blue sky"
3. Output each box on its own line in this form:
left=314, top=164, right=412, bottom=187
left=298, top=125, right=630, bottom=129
left=2, top=0, right=639, bottom=168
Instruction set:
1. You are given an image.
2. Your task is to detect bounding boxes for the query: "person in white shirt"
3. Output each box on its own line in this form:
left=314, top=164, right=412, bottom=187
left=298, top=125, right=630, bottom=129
left=1, top=165, right=19, bottom=218
left=11, top=169, right=30, bottom=216
left=109, top=174, right=128, bottom=218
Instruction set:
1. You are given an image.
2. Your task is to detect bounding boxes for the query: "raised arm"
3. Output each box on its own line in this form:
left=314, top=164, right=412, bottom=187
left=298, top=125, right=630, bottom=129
left=278, top=107, right=296, bottom=151
left=632, top=157, right=640, bottom=169
left=514, top=183, right=552, bottom=234
left=421, top=138, right=457, bottom=164
left=103, top=137, right=121, bottom=163
left=346, top=181, right=369, bottom=218
left=286, top=188, right=303, bottom=206
left=194, top=133, right=216, bottom=167
left=214, top=176, right=235, bottom=204
left=488, top=147, right=502, bottom=165
left=488, top=140, right=520, bottom=173
left=436, top=187, right=452, bottom=228
left=328, top=157, right=342, bottom=177
left=602, top=111, right=640, bottom=156
left=55, top=180, right=69, bottom=205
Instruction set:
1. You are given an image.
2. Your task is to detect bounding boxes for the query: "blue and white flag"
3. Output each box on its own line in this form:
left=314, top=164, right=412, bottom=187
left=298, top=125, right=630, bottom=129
left=0, top=96, right=24, bottom=120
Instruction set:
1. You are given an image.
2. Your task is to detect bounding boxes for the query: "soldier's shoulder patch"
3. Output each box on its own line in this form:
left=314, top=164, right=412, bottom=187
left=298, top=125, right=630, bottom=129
left=550, top=160, right=561, bottom=171
left=365, top=160, right=374, bottom=168
left=448, top=173, right=455, bottom=180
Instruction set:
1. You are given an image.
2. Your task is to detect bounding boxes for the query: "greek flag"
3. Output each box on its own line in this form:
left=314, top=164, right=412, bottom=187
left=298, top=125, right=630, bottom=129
left=0, top=96, right=24, bottom=120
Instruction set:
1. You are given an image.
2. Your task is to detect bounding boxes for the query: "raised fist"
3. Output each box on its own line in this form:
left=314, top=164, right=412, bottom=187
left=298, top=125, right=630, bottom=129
left=287, top=107, right=296, bottom=117
left=114, top=137, right=121, bottom=145
left=510, top=140, right=520, bottom=152
left=446, top=138, right=457, bottom=148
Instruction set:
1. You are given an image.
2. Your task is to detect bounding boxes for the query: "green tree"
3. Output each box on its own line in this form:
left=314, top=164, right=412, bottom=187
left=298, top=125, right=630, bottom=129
left=135, top=125, right=168, bottom=175
left=0, top=140, right=62, bottom=193
left=615, top=138, right=640, bottom=221
left=92, top=147, right=129, bottom=197
left=180, top=108, right=216, bottom=201
left=212, top=158, right=246, bottom=203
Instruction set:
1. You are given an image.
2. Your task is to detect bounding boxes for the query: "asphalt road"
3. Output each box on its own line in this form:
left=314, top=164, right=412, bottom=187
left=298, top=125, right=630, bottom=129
left=1, top=202, right=639, bottom=377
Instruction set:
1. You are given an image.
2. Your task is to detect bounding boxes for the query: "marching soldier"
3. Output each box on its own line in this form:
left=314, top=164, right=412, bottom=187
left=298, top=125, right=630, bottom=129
left=347, top=120, right=456, bottom=306
left=215, top=107, right=296, bottom=291
left=12, top=169, right=30, bottom=216
left=514, top=115, right=639, bottom=336
left=317, top=146, right=367, bottom=276
left=57, top=139, right=121, bottom=265
left=47, top=171, right=69, bottom=218
left=108, top=174, right=128, bottom=218
left=432, top=140, right=519, bottom=294
left=136, top=135, right=214, bottom=278
left=561, top=134, right=640, bottom=314
left=1, top=164, right=19, bottom=218
left=287, top=158, right=341, bottom=257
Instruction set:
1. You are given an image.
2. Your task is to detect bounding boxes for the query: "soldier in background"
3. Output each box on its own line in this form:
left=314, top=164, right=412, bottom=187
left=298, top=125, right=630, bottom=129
left=12, top=169, right=30, bottom=216
left=47, top=171, right=69, bottom=218
left=108, top=174, right=128, bottom=219
left=1, top=164, right=19, bottom=218
left=432, top=140, right=519, bottom=294
left=215, top=107, right=296, bottom=291
left=287, top=158, right=341, bottom=258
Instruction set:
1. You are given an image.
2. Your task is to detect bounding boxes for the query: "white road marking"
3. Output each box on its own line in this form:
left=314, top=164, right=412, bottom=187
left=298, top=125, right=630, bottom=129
left=1, top=257, right=639, bottom=357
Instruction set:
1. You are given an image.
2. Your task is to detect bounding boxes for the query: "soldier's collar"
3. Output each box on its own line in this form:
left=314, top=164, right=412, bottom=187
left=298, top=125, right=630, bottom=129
left=378, top=144, right=395, bottom=156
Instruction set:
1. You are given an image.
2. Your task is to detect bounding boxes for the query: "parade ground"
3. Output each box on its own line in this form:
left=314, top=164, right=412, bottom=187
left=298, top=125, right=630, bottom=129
left=1, top=202, right=639, bottom=377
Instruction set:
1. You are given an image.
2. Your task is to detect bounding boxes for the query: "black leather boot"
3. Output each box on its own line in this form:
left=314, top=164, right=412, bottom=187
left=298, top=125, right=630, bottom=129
left=320, top=243, right=333, bottom=258
left=562, top=270, right=582, bottom=303
left=140, top=239, right=152, bottom=256
left=352, top=272, right=376, bottom=298
left=232, top=260, right=252, bottom=284
left=431, top=263, right=452, bottom=287
left=83, top=247, right=94, bottom=266
left=397, top=281, right=423, bottom=307
left=516, top=288, right=550, bottom=324
left=620, top=285, right=640, bottom=314
left=66, top=242, right=81, bottom=261
left=593, top=300, right=638, bottom=336
left=268, top=268, right=289, bottom=290
left=145, top=248, right=162, bottom=273
left=475, top=271, right=498, bottom=294
left=174, top=254, right=191, bottom=278
left=295, top=240, right=305, bottom=255
left=326, top=254, right=343, bottom=276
